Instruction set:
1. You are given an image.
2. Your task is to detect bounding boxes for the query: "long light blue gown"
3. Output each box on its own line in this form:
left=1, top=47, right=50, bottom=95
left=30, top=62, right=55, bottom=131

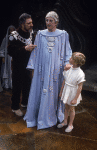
left=24, top=29, right=72, bottom=130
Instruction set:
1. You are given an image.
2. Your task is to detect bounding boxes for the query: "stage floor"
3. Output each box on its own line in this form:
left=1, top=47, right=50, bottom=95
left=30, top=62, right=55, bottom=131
left=0, top=89, right=97, bottom=150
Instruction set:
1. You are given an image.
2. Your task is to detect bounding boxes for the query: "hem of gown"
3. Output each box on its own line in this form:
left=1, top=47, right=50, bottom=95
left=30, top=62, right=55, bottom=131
left=23, top=118, right=37, bottom=128
left=24, top=118, right=57, bottom=130
left=27, top=122, right=37, bottom=128
left=37, top=122, right=57, bottom=130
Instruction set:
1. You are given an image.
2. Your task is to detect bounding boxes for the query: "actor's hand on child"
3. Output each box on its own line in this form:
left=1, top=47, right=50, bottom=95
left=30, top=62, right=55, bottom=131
left=64, top=64, right=72, bottom=71
left=70, top=99, right=77, bottom=105
left=25, top=44, right=37, bottom=52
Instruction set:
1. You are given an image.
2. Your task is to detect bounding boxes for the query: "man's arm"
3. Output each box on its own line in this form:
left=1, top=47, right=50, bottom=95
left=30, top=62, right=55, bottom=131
left=8, top=38, right=36, bottom=57
left=25, top=44, right=37, bottom=51
left=64, top=32, right=72, bottom=70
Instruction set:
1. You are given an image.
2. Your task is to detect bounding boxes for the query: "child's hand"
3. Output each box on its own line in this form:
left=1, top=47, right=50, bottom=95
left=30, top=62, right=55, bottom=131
left=64, top=64, right=72, bottom=71
left=70, top=99, right=77, bottom=105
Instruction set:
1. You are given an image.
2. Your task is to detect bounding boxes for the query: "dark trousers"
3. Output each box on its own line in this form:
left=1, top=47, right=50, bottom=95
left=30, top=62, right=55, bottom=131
left=11, top=66, right=31, bottom=110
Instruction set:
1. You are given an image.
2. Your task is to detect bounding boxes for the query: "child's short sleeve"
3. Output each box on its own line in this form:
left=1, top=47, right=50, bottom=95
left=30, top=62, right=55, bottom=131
left=77, top=72, right=86, bottom=84
left=63, top=68, right=71, bottom=79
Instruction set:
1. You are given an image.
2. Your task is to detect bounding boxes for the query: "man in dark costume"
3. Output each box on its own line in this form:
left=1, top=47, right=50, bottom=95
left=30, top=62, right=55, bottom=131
left=8, top=13, right=36, bottom=116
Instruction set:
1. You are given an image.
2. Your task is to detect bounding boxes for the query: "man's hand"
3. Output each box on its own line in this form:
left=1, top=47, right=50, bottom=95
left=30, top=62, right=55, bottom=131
left=64, top=64, right=72, bottom=71
left=25, top=44, right=37, bottom=52
left=29, top=69, right=34, bottom=79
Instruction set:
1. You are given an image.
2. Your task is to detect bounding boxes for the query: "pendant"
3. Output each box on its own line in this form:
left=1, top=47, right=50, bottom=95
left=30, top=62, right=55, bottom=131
left=47, top=42, right=54, bottom=47
left=46, top=37, right=55, bottom=42
left=48, top=47, right=53, bottom=53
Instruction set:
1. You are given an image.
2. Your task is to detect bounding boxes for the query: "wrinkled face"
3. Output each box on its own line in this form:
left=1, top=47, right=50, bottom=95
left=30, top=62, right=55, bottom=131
left=45, top=17, right=57, bottom=32
left=22, top=18, right=33, bottom=32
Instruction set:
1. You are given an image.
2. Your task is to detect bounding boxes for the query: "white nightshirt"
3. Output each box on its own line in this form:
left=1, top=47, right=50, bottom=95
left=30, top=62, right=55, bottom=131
left=61, top=67, right=85, bottom=106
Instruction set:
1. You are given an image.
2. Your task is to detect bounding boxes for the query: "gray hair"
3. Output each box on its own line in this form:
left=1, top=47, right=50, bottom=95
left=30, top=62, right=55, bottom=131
left=45, top=11, right=59, bottom=23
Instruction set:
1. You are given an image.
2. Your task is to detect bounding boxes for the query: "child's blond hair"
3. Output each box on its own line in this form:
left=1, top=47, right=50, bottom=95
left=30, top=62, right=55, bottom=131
left=72, top=52, right=86, bottom=67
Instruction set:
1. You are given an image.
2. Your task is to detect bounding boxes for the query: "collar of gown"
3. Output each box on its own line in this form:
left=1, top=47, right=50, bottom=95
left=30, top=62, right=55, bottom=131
left=40, top=29, right=66, bottom=37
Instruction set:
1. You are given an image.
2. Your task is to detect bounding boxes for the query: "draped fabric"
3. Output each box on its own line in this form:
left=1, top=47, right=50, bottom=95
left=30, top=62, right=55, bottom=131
left=24, top=29, right=72, bottom=130
left=0, top=25, right=15, bottom=89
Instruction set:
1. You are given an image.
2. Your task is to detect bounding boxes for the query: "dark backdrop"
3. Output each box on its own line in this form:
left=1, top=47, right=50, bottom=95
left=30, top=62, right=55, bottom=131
left=0, top=0, right=97, bottom=68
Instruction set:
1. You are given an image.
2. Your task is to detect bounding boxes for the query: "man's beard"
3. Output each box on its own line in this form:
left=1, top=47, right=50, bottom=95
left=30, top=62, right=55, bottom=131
left=24, top=25, right=32, bottom=32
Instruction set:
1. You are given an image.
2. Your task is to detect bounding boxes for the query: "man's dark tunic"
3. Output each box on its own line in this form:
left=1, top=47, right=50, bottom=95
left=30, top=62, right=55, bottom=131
left=8, top=28, right=31, bottom=110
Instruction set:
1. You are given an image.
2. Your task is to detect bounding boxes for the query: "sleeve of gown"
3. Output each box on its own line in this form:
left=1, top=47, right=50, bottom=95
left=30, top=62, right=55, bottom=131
left=26, top=31, right=39, bottom=70
left=64, top=32, right=72, bottom=66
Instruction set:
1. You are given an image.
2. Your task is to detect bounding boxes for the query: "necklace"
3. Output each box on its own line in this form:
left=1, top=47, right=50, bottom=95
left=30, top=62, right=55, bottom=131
left=9, top=31, right=32, bottom=45
left=46, top=36, right=55, bottom=53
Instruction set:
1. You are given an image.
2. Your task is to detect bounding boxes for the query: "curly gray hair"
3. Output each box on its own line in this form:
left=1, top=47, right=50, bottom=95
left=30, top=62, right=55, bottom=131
left=45, top=11, right=59, bottom=23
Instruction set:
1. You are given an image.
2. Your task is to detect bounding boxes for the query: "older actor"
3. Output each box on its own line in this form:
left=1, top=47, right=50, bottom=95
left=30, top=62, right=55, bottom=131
left=24, top=11, right=72, bottom=129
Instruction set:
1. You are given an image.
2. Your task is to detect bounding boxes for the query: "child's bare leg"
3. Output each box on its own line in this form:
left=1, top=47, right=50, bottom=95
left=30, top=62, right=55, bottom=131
left=65, top=106, right=75, bottom=132
left=63, top=104, right=69, bottom=124
left=68, top=106, right=75, bottom=126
